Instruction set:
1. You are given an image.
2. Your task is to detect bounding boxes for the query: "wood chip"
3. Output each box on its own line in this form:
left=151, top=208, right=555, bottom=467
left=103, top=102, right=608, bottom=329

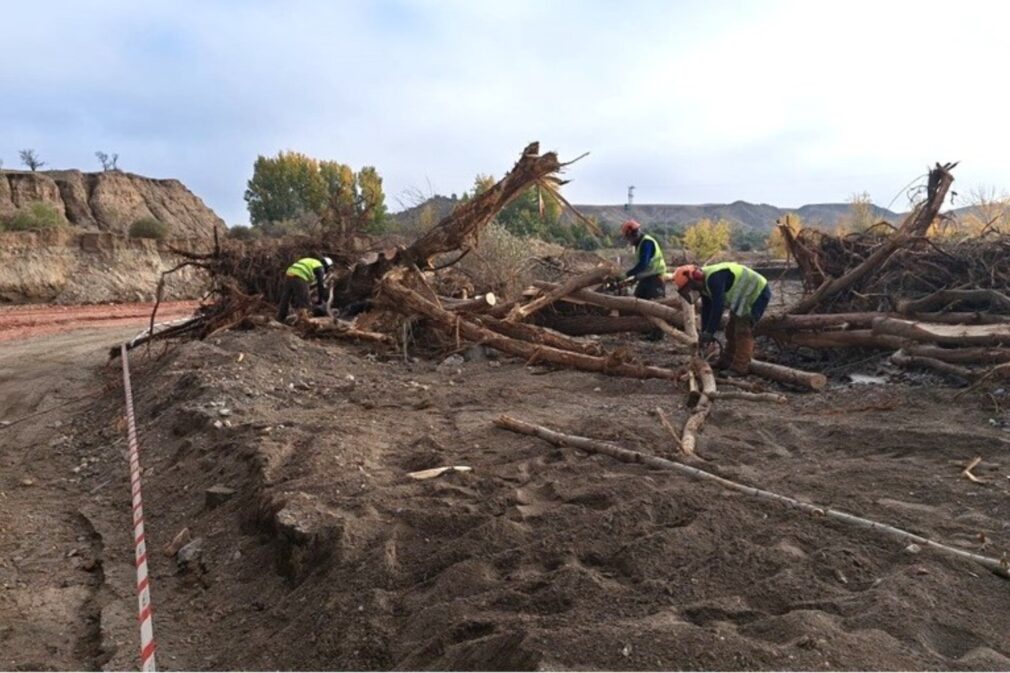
left=961, top=456, right=987, bottom=484
left=407, top=466, right=473, bottom=480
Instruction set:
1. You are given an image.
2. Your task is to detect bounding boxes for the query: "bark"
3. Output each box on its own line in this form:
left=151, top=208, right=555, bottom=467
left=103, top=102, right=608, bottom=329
left=789, top=162, right=956, bottom=314
left=680, top=293, right=699, bottom=347
left=493, top=415, right=1010, bottom=579
left=379, top=270, right=682, bottom=381
left=890, top=350, right=976, bottom=382
left=760, top=311, right=1010, bottom=332
left=299, top=317, right=394, bottom=344
left=712, top=390, right=788, bottom=403
left=897, top=289, right=1010, bottom=314
left=535, top=313, right=656, bottom=336
left=506, top=266, right=614, bottom=322
left=872, top=317, right=1010, bottom=347
left=681, top=358, right=716, bottom=456
left=748, top=359, right=828, bottom=392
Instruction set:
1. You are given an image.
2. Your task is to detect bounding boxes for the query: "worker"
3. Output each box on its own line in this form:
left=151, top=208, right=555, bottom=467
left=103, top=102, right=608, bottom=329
left=671, top=262, right=771, bottom=373
left=276, top=255, right=332, bottom=323
left=618, top=219, right=668, bottom=340
left=619, top=220, right=668, bottom=300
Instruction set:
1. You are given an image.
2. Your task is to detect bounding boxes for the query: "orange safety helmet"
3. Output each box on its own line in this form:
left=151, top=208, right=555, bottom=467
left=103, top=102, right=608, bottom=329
left=620, top=219, right=641, bottom=238
left=671, top=264, right=704, bottom=289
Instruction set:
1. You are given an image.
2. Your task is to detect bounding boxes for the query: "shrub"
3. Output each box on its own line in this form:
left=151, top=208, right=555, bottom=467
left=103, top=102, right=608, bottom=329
left=3, top=202, right=65, bottom=231
left=129, top=217, right=168, bottom=240
left=228, top=224, right=258, bottom=241
left=457, top=221, right=535, bottom=300
left=683, top=218, right=732, bottom=261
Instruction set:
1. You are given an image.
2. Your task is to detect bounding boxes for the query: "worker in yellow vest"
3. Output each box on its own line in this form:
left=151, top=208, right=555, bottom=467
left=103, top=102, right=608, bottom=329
left=276, top=255, right=332, bottom=323
left=671, top=262, right=771, bottom=373
left=618, top=220, right=668, bottom=341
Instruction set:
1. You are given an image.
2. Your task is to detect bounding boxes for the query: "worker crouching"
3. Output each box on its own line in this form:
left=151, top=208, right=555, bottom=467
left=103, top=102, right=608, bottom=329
left=672, top=262, right=771, bottom=373
left=277, top=255, right=332, bottom=323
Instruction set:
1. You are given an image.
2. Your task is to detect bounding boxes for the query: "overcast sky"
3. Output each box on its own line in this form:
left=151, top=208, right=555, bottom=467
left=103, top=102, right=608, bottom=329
left=2, top=0, right=1008, bottom=224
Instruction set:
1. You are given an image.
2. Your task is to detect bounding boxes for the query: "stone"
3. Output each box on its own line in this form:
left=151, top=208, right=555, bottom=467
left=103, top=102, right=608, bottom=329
left=176, top=538, right=204, bottom=568
left=437, top=354, right=465, bottom=371
left=205, top=485, right=236, bottom=509
left=904, top=543, right=922, bottom=554
left=163, top=527, right=192, bottom=557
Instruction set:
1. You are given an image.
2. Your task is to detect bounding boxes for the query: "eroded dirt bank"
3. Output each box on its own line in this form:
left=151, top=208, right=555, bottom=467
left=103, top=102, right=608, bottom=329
left=3, top=326, right=1010, bottom=670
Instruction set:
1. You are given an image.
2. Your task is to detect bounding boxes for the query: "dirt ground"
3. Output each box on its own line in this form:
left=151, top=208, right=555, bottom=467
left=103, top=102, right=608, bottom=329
left=3, top=320, right=1010, bottom=671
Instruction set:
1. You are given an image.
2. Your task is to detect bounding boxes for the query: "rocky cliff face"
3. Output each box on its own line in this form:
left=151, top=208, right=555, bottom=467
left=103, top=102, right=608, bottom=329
left=0, top=169, right=224, bottom=239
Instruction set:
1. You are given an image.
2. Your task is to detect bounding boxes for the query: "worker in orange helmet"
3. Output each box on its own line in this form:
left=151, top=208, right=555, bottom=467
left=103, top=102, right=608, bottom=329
left=618, top=219, right=668, bottom=340
left=671, top=262, right=771, bottom=373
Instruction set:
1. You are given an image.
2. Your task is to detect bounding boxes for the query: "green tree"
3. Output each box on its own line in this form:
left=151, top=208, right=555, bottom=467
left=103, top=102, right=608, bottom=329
left=357, top=166, right=388, bottom=230
left=683, top=218, right=732, bottom=261
left=244, top=151, right=328, bottom=225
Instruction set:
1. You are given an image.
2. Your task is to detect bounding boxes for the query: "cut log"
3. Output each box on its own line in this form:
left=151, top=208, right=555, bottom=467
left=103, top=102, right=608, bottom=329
left=890, top=350, right=976, bottom=382
left=493, top=415, right=1010, bottom=579
left=680, top=293, right=699, bottom=348
left=532, top=281, right=685, bottom=328
left=761, top=311, right=1010, bottom=332
left=789, top=162, right=956, bottom=313
left=298, top=317, right=395, bottom=344
left=762, top=329, right=904, bottom=351
left=904, top=344, right=1010, bottom=365
left=477, top=315, right=603, bottom=356
left=712, top=390, right=788, bottom=404
left=535, top=314, right=656, bottom=336
left=379, top=270, right=682, bottom=381
left=897, top=289, right=1010, bottom=314
left=872, top=317, right=1010, bottom=347
left=506, top=266, right=615, bottom=322
left=681, top=358, right=716, bottom=456
left=442, top=293, right=497, bottom=313
left=647, top=317, right=696, bottom=348
left=748, top=359, right=827, bottom=392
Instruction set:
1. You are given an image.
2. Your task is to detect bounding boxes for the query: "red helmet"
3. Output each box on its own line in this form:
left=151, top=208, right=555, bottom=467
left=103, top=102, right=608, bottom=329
left=620, top=220, right=641, bottom=238
left=671, top=264, right=704, bottom=289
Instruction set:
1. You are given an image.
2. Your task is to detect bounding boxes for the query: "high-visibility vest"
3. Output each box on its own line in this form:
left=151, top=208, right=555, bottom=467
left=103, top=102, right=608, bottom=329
left=636, top=234, right=668, bottom=278
left=702, top=262, right=768, bottom=317
left=286, top=257, right=323, bottom=283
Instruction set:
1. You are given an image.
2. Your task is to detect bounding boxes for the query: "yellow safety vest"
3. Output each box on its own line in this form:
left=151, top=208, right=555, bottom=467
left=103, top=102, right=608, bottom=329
left=286, top=257, right=323, bottom=283
left=636, top=234, right=668, bottom=278
left=702, top=262, right=768, bottom=317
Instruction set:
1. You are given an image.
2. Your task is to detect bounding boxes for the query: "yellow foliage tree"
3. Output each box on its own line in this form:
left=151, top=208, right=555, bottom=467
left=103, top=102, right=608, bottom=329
left=766, top=213, right=802, bottom=257
left=683, top=218, right=732, bottom=261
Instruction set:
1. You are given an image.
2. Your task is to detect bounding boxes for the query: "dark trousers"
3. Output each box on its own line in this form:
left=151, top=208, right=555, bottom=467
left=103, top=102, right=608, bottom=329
left=276, top=276, right=311, bottom=322
left=634, top=275, right=666, bottom=339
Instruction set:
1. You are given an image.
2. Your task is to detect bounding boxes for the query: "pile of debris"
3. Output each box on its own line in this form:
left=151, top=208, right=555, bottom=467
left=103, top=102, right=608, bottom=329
left=765, top=162, right=1010, bottom=385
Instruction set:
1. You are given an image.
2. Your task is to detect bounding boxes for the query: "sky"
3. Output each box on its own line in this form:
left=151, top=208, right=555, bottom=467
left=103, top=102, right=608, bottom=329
left=2, top=0, right=1009, bottom=224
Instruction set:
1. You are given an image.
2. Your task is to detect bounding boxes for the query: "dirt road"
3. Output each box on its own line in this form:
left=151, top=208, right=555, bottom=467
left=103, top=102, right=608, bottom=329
left=0, top=301, right=197, bottom=342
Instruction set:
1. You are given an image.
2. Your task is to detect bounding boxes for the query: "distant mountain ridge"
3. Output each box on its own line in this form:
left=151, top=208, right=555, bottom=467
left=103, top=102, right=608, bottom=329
left=391, top=196, right=904, bottom=233
left=568, top=202, right=903, bottom=232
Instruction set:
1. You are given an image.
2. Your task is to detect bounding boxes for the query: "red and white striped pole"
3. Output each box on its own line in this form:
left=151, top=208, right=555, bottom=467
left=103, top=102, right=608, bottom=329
left=120, top=344, right=157, bottom=672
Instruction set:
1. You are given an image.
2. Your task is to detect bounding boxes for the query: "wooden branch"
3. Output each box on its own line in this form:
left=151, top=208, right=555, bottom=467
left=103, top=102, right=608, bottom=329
left=493, top=415, right=1010, bottom=579
left=789, top=163, right=955, bottom=314
left=532, top=281, right=685, bottom=328
left=762, top=328, right=905, bottom=351
left=680, top=293, right=699, bottom=348
left=681, top=358, right=716, bottom=456
left=759, top=311, right=1010, bottom=332
left=873, top=317, right=1010, bottom=347
left=647, top=317, right=696, bottom=348
left=715, top=377, right=769, bottom=393
left=442, top=293, right=498, bottom=313
left=506, top=266, right=614, bottom=322
left=379, top=270, right=682, bottom=380
left=897, top=289, right=1010, bottom=314
left=299, top=317, right=394, bottom=344
left=711, top=390, right=788, bottom=403
left=890, top=349, right=976, bottom=382
left=655, top=407, right=684, bottom=454
left=748, top=359, right=827, bottom=392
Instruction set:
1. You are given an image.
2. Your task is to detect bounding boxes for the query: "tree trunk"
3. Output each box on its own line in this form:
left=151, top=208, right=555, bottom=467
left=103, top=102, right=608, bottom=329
left=442, top=293, right=498, bottom=313
left=890, top=350, right=976, bottom=382
left=531, top=281, right=685, bottom=328
left=762, top=328, right=905, bottom=350
left=760, top=311, right=1010, bottom=332
left=535, top=313, right=656, bottom=336
left=477, top=315, right=603, bottom=356
left=897, top=289, right=1010, bottom=314
left=872, top=317, right=1010, bottom=347
left=904, top=344, right=1010, bottom=364
left=748, top=359, right=827, bottom=392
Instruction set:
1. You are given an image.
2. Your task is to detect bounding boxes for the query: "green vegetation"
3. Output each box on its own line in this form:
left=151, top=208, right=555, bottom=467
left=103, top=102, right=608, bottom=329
left=682, top=218, right=732, bottom=260
left=2, top=202, right=65, bottom=232
left=128, top=217, right=169, bottom=239
left=244, top=151, right=388, bottom=236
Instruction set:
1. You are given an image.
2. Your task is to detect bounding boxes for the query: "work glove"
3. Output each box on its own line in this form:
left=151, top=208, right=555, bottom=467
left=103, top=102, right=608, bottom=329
left=699, top=332, right=716, bottom=347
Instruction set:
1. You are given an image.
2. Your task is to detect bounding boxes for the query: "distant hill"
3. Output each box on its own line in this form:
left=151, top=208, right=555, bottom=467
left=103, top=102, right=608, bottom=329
left=391, top=196, right=904, bottom=234
left=568, top=202, right=903, bottom=233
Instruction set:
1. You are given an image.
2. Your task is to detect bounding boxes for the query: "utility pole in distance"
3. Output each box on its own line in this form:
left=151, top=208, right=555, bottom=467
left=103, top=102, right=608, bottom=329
left=625, top=185, right=635, bottom=212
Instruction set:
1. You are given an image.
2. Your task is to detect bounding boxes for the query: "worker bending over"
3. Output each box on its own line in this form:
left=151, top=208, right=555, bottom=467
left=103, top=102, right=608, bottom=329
left=672, top=262, right=771, bottom=373
left=277, top=255, right=332, bottom=323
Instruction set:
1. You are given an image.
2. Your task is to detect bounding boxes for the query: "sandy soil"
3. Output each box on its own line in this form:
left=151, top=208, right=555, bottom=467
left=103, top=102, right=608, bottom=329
left=3, top=324, right=1010, bottom=670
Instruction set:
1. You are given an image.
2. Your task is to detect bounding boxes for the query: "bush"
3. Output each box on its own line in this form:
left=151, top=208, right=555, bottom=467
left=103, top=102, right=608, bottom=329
left=683, top=218, right=732, bottom=261
left=129, top=217, right=168, bottom=240
left=3, top=202, right=65, bottom=231
left=228, top=224, right=258, bottom=241
left=458, top=221, right=535, bottom=300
